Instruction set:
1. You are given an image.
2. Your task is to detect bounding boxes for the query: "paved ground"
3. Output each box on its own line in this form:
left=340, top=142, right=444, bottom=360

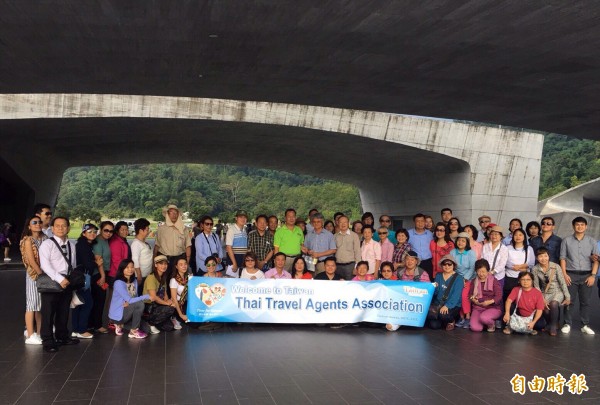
left=1, top=266, right=600, bottom=405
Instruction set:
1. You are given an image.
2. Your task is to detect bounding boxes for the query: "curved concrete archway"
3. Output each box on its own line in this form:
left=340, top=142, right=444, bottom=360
left=0, top=94, right=543, bottom=226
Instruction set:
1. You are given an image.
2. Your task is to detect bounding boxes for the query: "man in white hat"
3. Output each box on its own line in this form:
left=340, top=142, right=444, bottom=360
left=153, top=204, right=191, bottom=270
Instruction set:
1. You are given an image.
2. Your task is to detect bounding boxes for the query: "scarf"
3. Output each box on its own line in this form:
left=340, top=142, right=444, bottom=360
left=163, top=209, right=185, bottom=234
left=175, top=271, right=188, bottom=307
left=473, top=274, right=495, bottom=299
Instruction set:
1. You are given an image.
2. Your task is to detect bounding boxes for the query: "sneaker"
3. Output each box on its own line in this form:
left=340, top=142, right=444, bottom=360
left=3, top=258, right=11, bottom=262
left=171, top=318, right=182, bottom=330
left=149, top=325, right=161, bottom=334
left=23, top=329, right=28, bottom=338
left=530, top=330, right=538, bottom=336
left=495, top=320, right=502, bottom=329
left=115, top=325, right=124, bottom=336
left=108, top=322, right=116, bottom=330
left=25, top=334, right=42, bottom=345
left=456, top=319, right=466, bottom=328
left=386, top=324, right=400, bottom=331
left=128, top=329, right=148, bottom=339
left=581, top=325, right=595, bottom=335
left=487, top=325, right=496, bottom=333
left=461, top=319, right=471, bottom=329
left=561, top=324, right=571, bottom=334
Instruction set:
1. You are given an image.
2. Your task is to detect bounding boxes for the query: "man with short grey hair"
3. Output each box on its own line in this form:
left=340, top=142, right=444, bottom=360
left=334, top=215, right=361, bottom=280
left=302, top=213, right=336, bottom=275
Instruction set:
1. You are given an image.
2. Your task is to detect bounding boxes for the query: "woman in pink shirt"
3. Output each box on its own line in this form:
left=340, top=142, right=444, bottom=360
left=361, top=226, right=381, bottom=279
left=430, top=223, right=454, bottom=278
left=352, top=261, right=374, bottom=281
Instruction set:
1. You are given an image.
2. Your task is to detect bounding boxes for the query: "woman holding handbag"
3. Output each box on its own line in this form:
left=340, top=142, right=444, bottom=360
left=503, top=272, right=545, bottom=335
left=428, top=255, right=464, bottom=331
left=531, top=247, right=570, bottom=336
left=20, top=215, right=47, bottom=345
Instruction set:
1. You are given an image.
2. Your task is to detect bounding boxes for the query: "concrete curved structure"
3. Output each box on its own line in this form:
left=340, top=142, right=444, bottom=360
left=1, top=93, right=543, bottom=227
left=538, top=178, right=600, bottom=237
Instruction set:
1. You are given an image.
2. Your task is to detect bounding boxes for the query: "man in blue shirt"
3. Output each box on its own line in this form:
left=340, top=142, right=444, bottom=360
left=408, top=213, right=433, bottom=279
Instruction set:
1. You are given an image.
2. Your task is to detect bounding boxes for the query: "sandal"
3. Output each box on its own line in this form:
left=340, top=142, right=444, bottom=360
left=503, top=327, right=512, bottom=335
left=445, top=322, right=455, bottom=331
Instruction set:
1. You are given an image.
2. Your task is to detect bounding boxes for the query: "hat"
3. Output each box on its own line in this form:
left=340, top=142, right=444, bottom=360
left=456, top=232, right=470, bottom=240
left=154, top=255, right=169, bottom=264
left=235, top=210, right=248, bottom=218
left=478, top=215, right=491, bottom=222
left=488, top=225, right=504, bottom=236
left=405, top=251, right=420, bottom=264
left=82, top=223, right=97, bottom=233
left=439, top=254, right=457, bottom=268
left=164, top=204, right=179, bottom=212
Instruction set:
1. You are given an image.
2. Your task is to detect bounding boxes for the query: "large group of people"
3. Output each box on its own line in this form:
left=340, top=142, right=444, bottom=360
left=18, top=203, right=600, bottom=352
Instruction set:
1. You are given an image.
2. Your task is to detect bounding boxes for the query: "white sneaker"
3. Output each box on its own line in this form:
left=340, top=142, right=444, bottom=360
left=581, top=325, right=595, bottom=335
left=3, top=258, right=11, bottom=262
left=171, top=318, right=182, bottom=330
left=24, top=329, right=28, bottom=338
left=561, top=324, right=571, bottom=334
left=149, top=325, right=160, bottom=334
left=25, top=334, right=42, bottom=345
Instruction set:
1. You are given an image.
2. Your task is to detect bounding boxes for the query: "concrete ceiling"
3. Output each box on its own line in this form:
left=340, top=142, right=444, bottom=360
left=1, top=1, right=600, bottom=139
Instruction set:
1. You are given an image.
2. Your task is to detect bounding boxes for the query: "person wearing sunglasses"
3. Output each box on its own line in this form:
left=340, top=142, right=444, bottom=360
left=93, top=221, right=113, bottom=333
left=33, top=203, right=53, bottom=238
left=240, top=252, right=265, bottom=280
left=529, top=216, right=562, bottom=264
left=195, top=215, right=224, bottom=275
left=377, top=226, right=394, bottom=263
left=372, top=215, right=397, bottom=244
left=428, top=255, right=464, bottom=331
left=20, top=215, right=47, bottom=345
left=73, top=223, right=100, bottom=339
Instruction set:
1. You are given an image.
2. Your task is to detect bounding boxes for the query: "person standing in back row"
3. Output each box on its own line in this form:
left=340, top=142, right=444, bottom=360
left=274, top=208, right=304, bottom=271
left=154, top=204, right=191, bottom=271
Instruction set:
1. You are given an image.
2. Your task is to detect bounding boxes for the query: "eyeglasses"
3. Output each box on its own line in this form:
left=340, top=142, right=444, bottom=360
left=44, top=211, right=52, bottom=216
left=479, top=220, right=490, bottom=224
left=449, top=222, right=458, bottom=225
left=30, top=220, right=42, bottom=225
left=442, top=262, right=454, bottom=267
left=245, top=258, right=255, bottom=262
left=206, top=263, right=217, bottom=267
left=541, top=222, right=553, bottom=226
left=378, top=232, right=388, bottom=235
left=381, top=219, right=391, bottom=223
left=204, top=222, right=213, bottom=226
left=85, top=229, right=98, bottom=234
left=103, top=229, right=114, bottom=233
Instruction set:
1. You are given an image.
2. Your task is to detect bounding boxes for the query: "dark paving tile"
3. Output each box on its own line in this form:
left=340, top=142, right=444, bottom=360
left=370, top=388, right=418, bottom=404
left=166, top=382, right=201, bottom=404
left=90, top=387, right=129, bottom=405
left=25, top=372, right=70, bottom=393
left=266, top=385, right=310, bottom=404
left=291, top=373, right=335, bottom=394
left=55, top=379, right=98, bottom=401
left=305, top=391, right=349, bottom=404
left=200, top=389, right=239, bottom=405
left=70, top=361, right=107, bottom=381
left=127, top=394, right=158, bottom=405
left=237, top=397, right=275, bottom=405
left=15, top=391, right=56, bottom=405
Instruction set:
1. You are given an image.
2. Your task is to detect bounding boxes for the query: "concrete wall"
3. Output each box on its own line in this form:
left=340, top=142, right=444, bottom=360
left=0, top=93, right=544, bottom=226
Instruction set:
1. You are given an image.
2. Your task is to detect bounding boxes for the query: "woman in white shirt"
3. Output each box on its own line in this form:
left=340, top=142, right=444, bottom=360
left=503, top=228, right=535, bottom=303
left=169, top=257, right=190, bottom=330
left=240, top=252, right=265, bottom=280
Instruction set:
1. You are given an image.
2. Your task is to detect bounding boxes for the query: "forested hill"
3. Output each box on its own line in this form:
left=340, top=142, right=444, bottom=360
left=539, top=134, right=600, bottom=199
left=56, top=165, right=362, bottom=222
left=56, top=134, right=600, bottom=222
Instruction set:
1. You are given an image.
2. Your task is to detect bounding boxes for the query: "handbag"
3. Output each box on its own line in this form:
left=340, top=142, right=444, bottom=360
left=36, top=273, right=64, bottom=293
left=508, top=288, right=536, bottom=334
left=427, top=273, right=458, bottom=320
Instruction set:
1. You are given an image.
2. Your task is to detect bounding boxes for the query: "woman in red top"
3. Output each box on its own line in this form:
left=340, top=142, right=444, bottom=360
left=430, top=223, right=455, bottom=278
left=378, top=262, right=398, bottom=280
left=291, top=256, right=313, bottom=279
left=109, top=221, right=131, bottom=279
left=503, top=272, right=545, bottom=335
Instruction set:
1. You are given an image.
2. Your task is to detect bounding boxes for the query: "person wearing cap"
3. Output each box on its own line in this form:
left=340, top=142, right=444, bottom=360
left=274, top=208, right=304, bottom=271
left=142, top=255, right=176, bottom=334
left=153, top=204, right=192, bottom=271
left=225, top=210, right=249, bottom=277
left=477, top=215, right=492, bottom=242
left=481, top=226, right=508, bottom=289
left=451, top=232, right=477, bottom=329
left=428, top=255, right=464, bottom=331
left=72, top=223, right=102, bottom=339
left=397, top=251, right=430, bottom=282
